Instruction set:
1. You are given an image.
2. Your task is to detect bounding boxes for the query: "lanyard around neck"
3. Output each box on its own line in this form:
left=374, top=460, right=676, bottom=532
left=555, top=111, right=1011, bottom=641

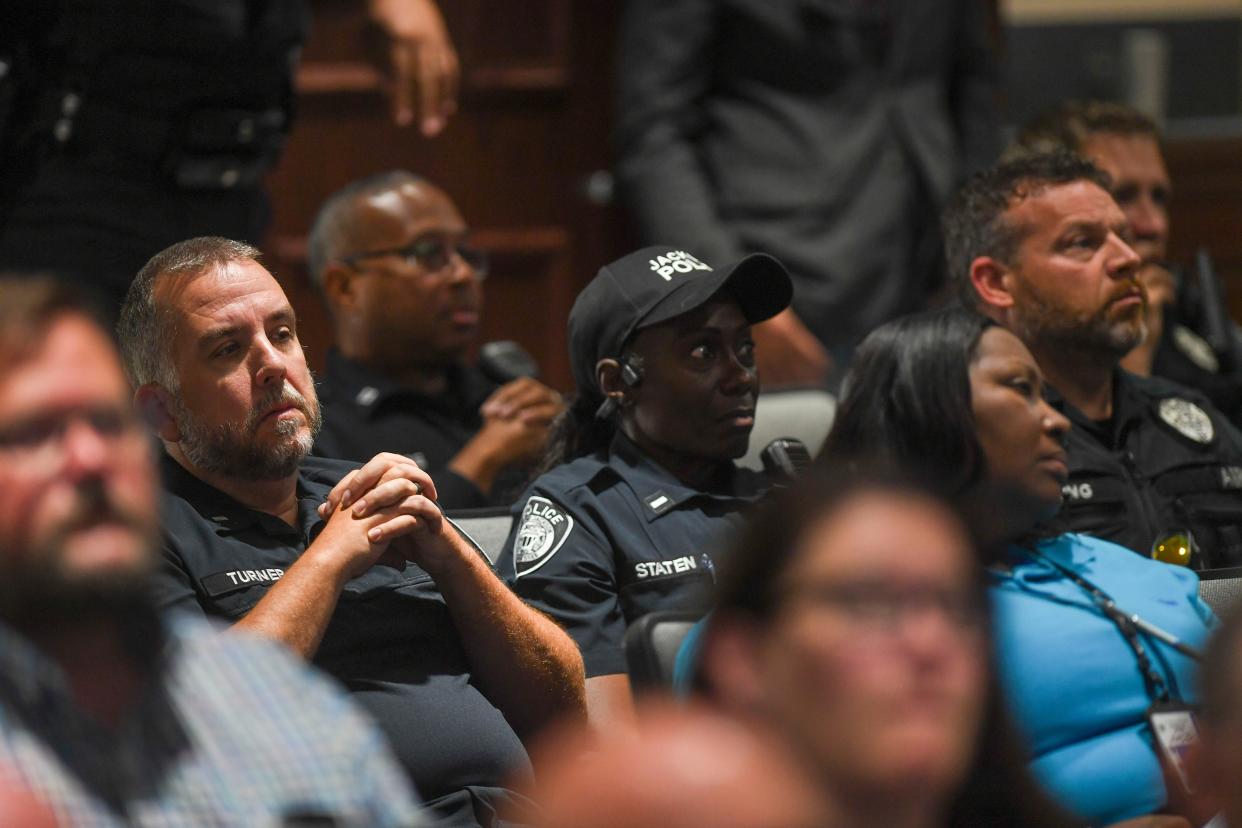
left=1017, top=547, right=1203, bottom=703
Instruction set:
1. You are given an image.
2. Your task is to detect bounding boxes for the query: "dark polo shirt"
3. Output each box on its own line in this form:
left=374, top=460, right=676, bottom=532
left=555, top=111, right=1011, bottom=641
left=1047, top=370, right=1242, bottom=569
left=495, top=434, right=770, bottom=677
left=152, top=452, right=532, bottom=827
left=314, top=349, right=530, bottom=509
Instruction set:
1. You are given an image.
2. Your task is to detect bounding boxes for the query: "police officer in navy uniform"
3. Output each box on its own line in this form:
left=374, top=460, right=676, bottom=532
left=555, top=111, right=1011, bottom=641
left=496, top=245, right=792, bottom=728
left=945, top=152, right=1242, bottom=570
left=1008, top=99, right=1242, bottom=427
left=1047, top=376, right=1242, bottom=568
left=307, top=171, right=563, bottom=508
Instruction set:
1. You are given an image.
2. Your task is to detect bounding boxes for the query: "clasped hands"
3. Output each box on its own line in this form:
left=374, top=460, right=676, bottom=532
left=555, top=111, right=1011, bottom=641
left=315, top=452, right=462, bottom=579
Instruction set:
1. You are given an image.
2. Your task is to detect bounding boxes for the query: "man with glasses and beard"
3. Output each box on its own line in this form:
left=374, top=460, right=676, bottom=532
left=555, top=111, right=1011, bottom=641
left=117, top=237, right=585, bottom=828
left=0, top=276, right=424, bottom=825
left=307, top=171, right=564, bottom=507
left=944, top=152, right=1242, bottom=570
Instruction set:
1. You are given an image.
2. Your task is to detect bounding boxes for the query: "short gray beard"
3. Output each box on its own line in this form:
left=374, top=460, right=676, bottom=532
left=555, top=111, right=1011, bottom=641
left=174, top=382, right=322, bottom=481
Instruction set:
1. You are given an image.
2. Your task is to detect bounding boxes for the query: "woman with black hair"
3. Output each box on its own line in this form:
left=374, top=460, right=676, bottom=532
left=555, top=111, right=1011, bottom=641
left=820, top=306, right=1212, bottom=827
left=695, top=472, right=1081, bottom=828
left=495, top=245, right=791, bottom=728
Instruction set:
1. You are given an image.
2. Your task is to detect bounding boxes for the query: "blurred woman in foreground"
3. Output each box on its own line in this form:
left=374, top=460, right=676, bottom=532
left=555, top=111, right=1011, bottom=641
left=694, top=473, right=1079, bottom=828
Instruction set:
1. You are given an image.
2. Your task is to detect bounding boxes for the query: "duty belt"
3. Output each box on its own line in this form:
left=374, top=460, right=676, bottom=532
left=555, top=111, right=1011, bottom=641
left=46, top=92, right=287, bottom=191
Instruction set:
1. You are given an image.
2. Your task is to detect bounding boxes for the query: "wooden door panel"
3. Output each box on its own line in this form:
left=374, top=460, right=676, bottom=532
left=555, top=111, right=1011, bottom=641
left=459, top=0, right=570, bottom=90
left=263, top=1, right=626, bottom=389
left=1166, top=136, right=1242, bottom=321
left=474, top=228, right=573, bottom=386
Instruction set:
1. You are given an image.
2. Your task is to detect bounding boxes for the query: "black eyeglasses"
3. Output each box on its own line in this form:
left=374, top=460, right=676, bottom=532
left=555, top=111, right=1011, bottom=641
left=340, top=236, right=489, bottom=279
left=0, top=405, right=146, bottom=469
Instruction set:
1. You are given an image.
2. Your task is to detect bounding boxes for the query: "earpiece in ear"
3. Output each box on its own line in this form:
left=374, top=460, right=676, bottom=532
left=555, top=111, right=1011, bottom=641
left=620, top=357, right=644, bottom=388
left=595, top=356, right=643, bottom=420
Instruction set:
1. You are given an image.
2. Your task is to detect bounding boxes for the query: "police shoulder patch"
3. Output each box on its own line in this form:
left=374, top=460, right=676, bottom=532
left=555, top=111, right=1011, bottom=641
left=514, top=496, right=574, bottom=579
left=1158, top=398, right=1215, bottom=445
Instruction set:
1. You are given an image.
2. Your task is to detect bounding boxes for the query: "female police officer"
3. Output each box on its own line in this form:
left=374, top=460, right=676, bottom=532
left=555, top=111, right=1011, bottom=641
left=496, top=245, right=792, bottom=727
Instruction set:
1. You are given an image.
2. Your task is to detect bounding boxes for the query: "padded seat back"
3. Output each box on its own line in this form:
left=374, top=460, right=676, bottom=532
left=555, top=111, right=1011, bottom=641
left=1199, top=567, right=1242, bottom=617
left=447, top=508, right=514, bottom=565
left=624, top=611, right=702, bottom=693
left=739, top=388, right=836, bottom=471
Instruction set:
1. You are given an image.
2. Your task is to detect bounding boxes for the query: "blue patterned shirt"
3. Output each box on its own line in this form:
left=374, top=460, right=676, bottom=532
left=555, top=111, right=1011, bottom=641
left=0, top=614, right=426, bottom=826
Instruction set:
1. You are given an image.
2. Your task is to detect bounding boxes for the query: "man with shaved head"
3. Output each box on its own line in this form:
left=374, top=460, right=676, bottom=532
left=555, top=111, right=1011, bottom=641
left=308, top=172, right=563, bottom=507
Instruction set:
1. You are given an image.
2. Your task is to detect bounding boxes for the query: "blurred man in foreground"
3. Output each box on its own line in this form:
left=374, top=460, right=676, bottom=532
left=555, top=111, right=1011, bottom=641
left=520, top=703, right=834, bottom=828
left=0, top=276, right=423, bottom=825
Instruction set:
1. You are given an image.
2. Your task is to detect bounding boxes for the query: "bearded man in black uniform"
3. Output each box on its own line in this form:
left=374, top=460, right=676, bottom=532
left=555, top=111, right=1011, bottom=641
left=117, top=236, right=584, bottom=827
left=945, top=152, right=1242, bottom=569
left=1008, top=100, right=1242, bottom=426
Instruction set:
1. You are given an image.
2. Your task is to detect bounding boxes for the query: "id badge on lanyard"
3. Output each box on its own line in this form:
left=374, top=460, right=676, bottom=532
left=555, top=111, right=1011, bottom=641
left=1147, top=701, right=1200, bottom=797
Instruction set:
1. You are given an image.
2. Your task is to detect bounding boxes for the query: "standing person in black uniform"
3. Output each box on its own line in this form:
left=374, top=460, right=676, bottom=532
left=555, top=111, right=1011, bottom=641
left=496, top=246, right=792, bottom=729
left=307, top=171, right=563, bottom=508
left=613, top=0, right=1001, bottom=387
left=944, top=152, right=1242, bottom=569
left=0, top=0, right=458, bottom=318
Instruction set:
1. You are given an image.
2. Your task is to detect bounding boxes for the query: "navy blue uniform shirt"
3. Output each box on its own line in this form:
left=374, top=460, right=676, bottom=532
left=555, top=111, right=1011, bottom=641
left=152, top=451, right=532, bottom=828
left=496, top=434, right=769, bottom=677
left=1049, top=370, right=1242, bottom=569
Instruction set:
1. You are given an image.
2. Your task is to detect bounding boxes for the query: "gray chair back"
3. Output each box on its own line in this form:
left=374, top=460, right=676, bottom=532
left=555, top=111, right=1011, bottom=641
left=447, top=508, right=514, bottom=565
left=1199, top=567, right=1242, bottom=617
left=624, top=611, right=702, bottom=692
left=739, top=388, right=836, bottom=471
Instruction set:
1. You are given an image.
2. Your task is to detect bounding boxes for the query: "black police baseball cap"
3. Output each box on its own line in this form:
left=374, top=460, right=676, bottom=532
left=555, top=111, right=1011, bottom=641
left=568, top=246, right=793, bottom=393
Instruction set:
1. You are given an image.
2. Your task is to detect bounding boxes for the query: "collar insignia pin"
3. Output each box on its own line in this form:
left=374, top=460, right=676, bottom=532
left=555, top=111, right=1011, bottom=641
left=646, top=492, right=673, bottom=515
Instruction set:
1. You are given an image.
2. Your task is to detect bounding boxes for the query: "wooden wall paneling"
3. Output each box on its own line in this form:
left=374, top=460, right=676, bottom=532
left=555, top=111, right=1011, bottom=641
left=561, top=1, right=637, bottom=292
left=472, top=228, right=574, bottom=387
left=263, top=0, right=622, bottom=391
left=458, top=0, right=571, bottom=90
left=1165, top=136, right=1242, bottom=322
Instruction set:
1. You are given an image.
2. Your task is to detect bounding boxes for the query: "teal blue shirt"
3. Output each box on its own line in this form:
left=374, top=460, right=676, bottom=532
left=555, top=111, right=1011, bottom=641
left=991, top=533, right=1215, bottom=824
